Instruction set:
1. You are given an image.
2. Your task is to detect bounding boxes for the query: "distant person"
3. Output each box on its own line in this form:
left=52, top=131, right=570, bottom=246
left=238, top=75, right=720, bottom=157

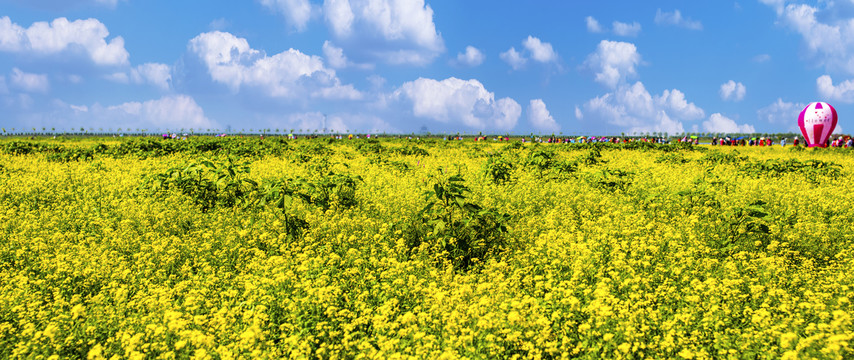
left=793, top=137, right=799, bottom=146
left=781, top=138, right=786, bottom=147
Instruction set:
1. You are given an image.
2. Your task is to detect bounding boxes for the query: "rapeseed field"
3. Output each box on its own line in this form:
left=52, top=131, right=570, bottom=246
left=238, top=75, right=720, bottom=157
left=0, top=137, right=852, bottom=359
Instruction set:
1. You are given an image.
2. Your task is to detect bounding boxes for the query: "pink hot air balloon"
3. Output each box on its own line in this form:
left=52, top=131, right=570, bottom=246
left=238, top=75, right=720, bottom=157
left=798, top=102, right=837, bottom=147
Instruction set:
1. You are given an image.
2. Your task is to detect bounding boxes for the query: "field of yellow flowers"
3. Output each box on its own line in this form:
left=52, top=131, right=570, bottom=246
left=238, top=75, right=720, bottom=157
left=0, top=136, right=852, bottom=359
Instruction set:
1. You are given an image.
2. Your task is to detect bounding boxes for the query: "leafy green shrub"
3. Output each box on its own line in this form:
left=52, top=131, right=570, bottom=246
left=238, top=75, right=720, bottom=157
left=390, top=145, right=430, bottom=157
left=699, top=150, right=748, bottom=165
left=46, top=147, right=94, bottom=162
left=578, top=147, right=606, bottom=166
left=254, top=179, right=310, bottom=240
left=655, top=153, right=690, bottom=164
left=706, top=200, right=772, bottom=256
left=740, top=159, right=842, bottom=182
left=409, top=171, right=511, bottom=271
left=2, top=141, right=41, bottom=155
left=587, top=168, right=633, bottom=192
left=144, top=157, right=258, bottom=211
left=482, top=155, right=515, bottom=184
left=293, top=172, right=361, bottom=211
left=526, top=148, right=557, bottom=171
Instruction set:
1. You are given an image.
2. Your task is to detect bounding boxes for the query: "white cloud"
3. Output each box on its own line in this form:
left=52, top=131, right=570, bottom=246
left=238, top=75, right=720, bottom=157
left=654, top=9, right=703, bottom=30
left=582, top=81, right=704, bottom=134
left=584, top=16, right=603, bottom=33
left=321, top=41, right=372, bottom=70
left=753, top=54, right=771, bottom=63
left=522, top=36, right=558, bottom=63
left=584, top=40, right=641, bottom=89
left=393, top=77, right=521, bottom=130
left=367, top=74, right=386, bottom=89
left=454, top=46, right=485, bottom=67
left=70, top=104, right=88, bottom=112
left=130, top=63, right=172, bottom=90
left=719, top=80, right=746, bottom=102
left=702, top=113, right=755, bottom=133
left=527, top=99, right=560, bottom=132
left=10, top=68, right=49, bottom=93
left=500, top=47, right=527, bottom=70
left=323, top=0, right=354, bottom=37
left=501, top=36, right=558, bottom=70
left=656, top=89, right=705, bottom=120
left=105, top=72, right=129, bottom=83
left=94, top=0, right=119, bottom=7
left=40, top=95, right=215, bottom=130
left=761, top=2, right=854, bottom=75
left=817, top=75, right=854, bottom=103
left=259, top=0, right=313, bottom=31
left=0, top=16, right=129, bottom=66
left=188, top=31, right=361, bottom=100
left=586, top=16, right=603, bottom=33
left=270, top=112, right=396, bottom=134
left=323, top=41, right=348, bottom=69
left=208, top=18, right=230, bottom=31
left=321, top=0, right=444, bottom=66
left=107, top=95, right=213, bottom=129
left=757, top=98, right=805, bottom=125
left=612, top=21, right=642, bottom=37
left=574, top=105, right=583, bottom=120
left=759, top=0, right=786, bottom=15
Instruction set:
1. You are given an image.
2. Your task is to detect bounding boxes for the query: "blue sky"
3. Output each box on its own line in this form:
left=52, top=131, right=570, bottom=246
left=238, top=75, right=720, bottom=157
left=1, top=0, right=852, bottom=135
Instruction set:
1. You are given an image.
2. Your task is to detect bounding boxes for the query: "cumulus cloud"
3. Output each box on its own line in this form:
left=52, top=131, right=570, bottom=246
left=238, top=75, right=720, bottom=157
left=102, top=95, right=214, bottom=129
left=527, top=99, right=560, bottom=132
left=187, top=31, right=361, bottom=100
left=720, top=80, right=746, bottom=102
left=501, top=36, right=558, bottom=70
left=522, top=36, right=558, bottom=63
left=10, top=68, right=49, bottom=93
left=321, top=0, right=444, bottom=66
left=574, top=106, right=583, bottom=120
left=454, top=46, right=485, bottom=67
left=500, top=47, right=527, bottom=70
left=612, top=21, right=642, bottom=37
left=760, top=1, right=854, bottom=75
left=817, top=75, right=854, bottom=103
left=702, top=113, right=755, bottom=133
left=323, top=41, right=348, bottom=69
left=584, top=40, right=641, bottom=89
left=0, top=16, right=129, bottom=66
left=586, top=16, right=603, bottom=33
left=259, top=0, right=313, bottom=31
left=759, top=0, right=786, bottom=16
left=128, top=63, right=172, bottom=90
left=654, top=9, right=703, bottom=30
left=582, top=81, right=705, bottom=134
left=392, top=77, right=521, bottom=130
left=321, top=41, right=372, bottom=70
left=657, top=89, right=705, bottom=120
left=16, top=95, right=215, bottom=130
left=270, top=111, right=396, bottom=133
left=757, top=98, right=805, bottom=126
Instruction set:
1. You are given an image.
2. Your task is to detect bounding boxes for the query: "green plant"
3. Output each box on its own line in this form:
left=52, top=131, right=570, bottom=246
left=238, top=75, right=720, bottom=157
left=414, top=170, right=511, bottom=270
left=144, top=157, right=258, bottom=211
left=482, top=155, right=514, bottom=184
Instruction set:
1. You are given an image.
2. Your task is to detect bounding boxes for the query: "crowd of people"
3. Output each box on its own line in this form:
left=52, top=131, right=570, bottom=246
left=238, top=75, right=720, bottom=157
left=711, top=135, right=854, bottom=147
left=158, top=132, right=854, bottom=148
